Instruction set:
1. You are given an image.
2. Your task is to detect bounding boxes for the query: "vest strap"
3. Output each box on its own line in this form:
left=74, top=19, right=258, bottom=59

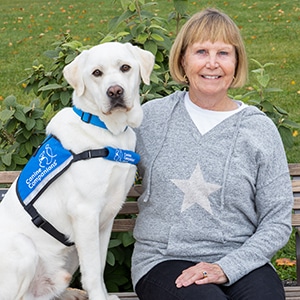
left=25, top=204, right=74, bottom=247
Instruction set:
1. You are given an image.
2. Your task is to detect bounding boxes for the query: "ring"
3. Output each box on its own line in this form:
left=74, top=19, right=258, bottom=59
left=202, top=271, right=208, bottom=278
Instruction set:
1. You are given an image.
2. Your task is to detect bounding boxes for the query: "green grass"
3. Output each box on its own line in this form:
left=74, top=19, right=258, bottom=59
left=1, top=0, right=300, bottom=161
left=1, top=0, right=299, bottom=282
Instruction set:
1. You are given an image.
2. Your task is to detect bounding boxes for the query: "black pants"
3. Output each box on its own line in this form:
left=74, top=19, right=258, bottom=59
left=135, top=260, right=285, bottom=300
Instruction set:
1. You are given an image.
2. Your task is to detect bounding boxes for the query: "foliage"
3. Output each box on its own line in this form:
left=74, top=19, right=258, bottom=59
left=105, top=231, right=135, bottom=292
left=103, top=0, right=182, bottom=102
left=0, top=95, right=46, bottom=170
left=272, top=229, right=297, bottom=281
left=232, top=59, right=300, bottom=148
left=21, top=34, right=87, bottom=112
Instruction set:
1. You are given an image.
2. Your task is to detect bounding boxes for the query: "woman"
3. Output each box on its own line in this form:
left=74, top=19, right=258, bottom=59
left=131, top=8, right=293, bottom=300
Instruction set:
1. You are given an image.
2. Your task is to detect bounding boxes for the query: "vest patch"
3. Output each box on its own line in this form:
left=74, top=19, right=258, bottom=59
left=17, top=135, right=73, bottom=206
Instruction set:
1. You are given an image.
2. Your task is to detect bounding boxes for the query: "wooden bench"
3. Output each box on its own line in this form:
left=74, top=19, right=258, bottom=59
left=1, top=164, right=300, bottom=299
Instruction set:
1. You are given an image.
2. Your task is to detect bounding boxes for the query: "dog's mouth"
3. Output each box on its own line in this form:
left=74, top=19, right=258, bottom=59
left=103, top=104, right=130, bottom=115
left=104, top=85, right=130, bottom=114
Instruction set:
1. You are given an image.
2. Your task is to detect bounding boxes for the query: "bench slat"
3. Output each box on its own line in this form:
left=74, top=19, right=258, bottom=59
left=292, top=180, right=300, bottom=193
left=113, top=219, right=136, bottom=232
left=289, top=164, right=300, bottom=176
left=0, top=170, right=19, bottom=184
left=294, top=198, right=300, bottom=210
left=284, top=286, right=300, bottom=299
left=292, top=214, right=300, bottom=227
left=118, top=202, right=139, bottom=214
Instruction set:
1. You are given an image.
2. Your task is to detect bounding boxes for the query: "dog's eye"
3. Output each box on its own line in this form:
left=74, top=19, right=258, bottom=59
left=92, top=69, right=103, bottom=77
left=120, top=64, right=131, bottom=73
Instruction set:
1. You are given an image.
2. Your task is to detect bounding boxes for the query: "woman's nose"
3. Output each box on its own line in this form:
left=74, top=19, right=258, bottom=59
left=206, top=55, right=219, bottom=69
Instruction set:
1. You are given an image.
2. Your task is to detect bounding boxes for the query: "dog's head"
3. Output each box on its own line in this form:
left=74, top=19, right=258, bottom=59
left=63, top=42, right=155, bottom=134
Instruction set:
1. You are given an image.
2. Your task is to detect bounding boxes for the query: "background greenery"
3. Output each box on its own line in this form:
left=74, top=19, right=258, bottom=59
left=1, top=0, right=300, bottom=160
left=1, top=0, right=299, bottom=290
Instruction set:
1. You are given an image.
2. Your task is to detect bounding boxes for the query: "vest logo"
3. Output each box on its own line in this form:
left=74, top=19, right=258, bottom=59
left=39, top=144, right=57, bottom=168
left=25, top=143, right=59, bottom=191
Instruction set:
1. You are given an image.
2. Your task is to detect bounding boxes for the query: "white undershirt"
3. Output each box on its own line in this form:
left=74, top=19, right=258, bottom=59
left=184, top=93, right=248, bottom=135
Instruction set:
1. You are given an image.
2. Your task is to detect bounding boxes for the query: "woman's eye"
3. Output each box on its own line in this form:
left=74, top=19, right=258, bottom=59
left=219, top=51, right=229, bottom=56
left=197, top=49, right=206, bottom=55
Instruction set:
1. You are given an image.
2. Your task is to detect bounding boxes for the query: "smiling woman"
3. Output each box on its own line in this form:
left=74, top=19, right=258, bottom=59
left=131, top=8, right=293, bottom=300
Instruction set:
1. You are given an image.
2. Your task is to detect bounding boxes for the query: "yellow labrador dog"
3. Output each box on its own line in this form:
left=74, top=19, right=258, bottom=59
left=0, top=42, right=154, bottom=300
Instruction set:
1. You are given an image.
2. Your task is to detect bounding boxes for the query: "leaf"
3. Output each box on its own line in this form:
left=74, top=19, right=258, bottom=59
left=25, top=141, right=33, bottom=155
left=43, top=50, right=59, bottom=59
left=264, top=87, right=283, bottom=93
left=12, top=155, right=28, bottom=165
left=2, top=153, right=12, bottom=166
left=60, top=91, right=72, bottom=106
left=4, top=95, right=17, bottom=107
left=5, top=118, right=18, bottom=133
left=257, top=74, right=270, bottom=88
left=38, top=83, right=63, bottom=92
left=25, top=118, right=36, bottom=131
left=260, top=100, right=274, bottom=112
left=278, top=126, right=294, bottom=148
left=274, top=105, right=288, bottom=115
left=282, top=119, right=300, bottom=129
left=251, top=58, right=263, bottom=68
left=136, top=33, right=148, bottom=44
left=108, top=239, right=122, bottom=248
left=151, top=33, right=164, bottom=42
left=173, top=0, right=188, bottom=15
left=62, top=41, right=84, bottom=50
left=65, top=53, right=77, bottom=64
left=144, top=40, right=157, bottom=55
left=122, top=231, right=135, bottom=247
left=30, top=135, right=42, bottom=148
left=14, top=110, right=27, bottom=123
left=106, top=250, right=115, bottom=266
left=0, top=109, right=14, bottom=121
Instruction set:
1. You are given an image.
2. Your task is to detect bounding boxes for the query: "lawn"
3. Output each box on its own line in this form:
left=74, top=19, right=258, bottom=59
left=0, top=0, right=300, bottom=282
left=1, top=0, right=300, bottom=161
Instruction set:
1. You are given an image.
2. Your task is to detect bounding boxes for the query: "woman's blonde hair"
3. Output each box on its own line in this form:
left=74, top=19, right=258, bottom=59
left=169, top=8, right=248, bottom=88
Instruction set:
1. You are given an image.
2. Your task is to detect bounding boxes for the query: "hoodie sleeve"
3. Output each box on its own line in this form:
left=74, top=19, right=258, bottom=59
left=216, top=115, right=293, bottom=286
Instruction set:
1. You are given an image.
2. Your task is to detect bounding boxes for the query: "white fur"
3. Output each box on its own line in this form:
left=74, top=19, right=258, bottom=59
left=0, top=42, right=154, bottom=300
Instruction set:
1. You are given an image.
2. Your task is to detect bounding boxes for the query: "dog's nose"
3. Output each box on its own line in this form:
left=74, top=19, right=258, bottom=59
left=106, top=85, right=124, bottom=99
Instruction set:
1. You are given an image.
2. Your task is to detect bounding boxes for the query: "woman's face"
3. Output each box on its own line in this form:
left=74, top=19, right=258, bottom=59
left=181, top=40, right=237, bottom=100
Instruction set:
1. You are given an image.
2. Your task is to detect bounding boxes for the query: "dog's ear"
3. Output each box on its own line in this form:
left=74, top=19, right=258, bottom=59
left=126, top=44, right=155, bottom=85
left=63, top=51, right=88, bottom=97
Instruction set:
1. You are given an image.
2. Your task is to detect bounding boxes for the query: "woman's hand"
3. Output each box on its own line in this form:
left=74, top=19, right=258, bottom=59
left=175, top=262, right=228, bottom=288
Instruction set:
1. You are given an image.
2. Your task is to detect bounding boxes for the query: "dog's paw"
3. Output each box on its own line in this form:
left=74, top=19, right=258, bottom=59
left=56, top=288, right=88, bottom=300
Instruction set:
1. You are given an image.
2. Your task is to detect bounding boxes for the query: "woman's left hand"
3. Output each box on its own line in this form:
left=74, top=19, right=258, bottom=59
left=175, top=262, right=228, bottom=288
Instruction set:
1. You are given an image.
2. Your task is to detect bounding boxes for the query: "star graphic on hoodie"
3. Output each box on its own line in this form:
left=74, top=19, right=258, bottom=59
left=171, top=164, right=221, bottom=214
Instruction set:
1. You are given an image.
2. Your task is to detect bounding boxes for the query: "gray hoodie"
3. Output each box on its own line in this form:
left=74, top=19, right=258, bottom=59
left=131, top=91, right=293, bottom=287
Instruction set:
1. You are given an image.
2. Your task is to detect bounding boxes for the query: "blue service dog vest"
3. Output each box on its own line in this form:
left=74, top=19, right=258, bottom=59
left=17, top=134, right=140, bottom=246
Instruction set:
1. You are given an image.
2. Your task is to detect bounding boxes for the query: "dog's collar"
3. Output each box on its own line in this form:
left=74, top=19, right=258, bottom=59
left=73, top=106, right=108, bottom=130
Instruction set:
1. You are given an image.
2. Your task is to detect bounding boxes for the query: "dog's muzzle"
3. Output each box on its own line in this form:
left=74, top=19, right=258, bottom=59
left=106, top=85, right=127, bottom=111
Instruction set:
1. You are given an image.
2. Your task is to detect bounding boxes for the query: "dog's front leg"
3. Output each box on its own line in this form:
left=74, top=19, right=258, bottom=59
left=98, top=220, right=121, bottom=300
left=72, top=210, right=110, bottom=300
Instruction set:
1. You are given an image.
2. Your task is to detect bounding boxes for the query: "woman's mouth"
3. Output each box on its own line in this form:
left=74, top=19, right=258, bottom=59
left=202, top=75, right=221, bottom=79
